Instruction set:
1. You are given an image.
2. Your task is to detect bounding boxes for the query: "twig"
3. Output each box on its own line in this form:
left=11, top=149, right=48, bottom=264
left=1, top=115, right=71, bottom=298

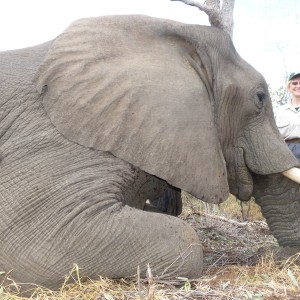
left=137, top=265, right=143, bottom=300
left=187, top=212, right=248, bottom=227
left=204, top=253, right=226, bottom=274
left=146, top=264, right=154, bottom=300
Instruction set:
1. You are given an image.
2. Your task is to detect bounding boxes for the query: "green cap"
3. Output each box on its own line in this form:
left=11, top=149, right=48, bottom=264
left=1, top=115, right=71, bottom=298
left=288, top=72, right=300, bottom=81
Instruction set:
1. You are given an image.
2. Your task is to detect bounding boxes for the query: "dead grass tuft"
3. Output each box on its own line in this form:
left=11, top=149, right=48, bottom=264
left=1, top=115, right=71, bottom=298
left=181, top=193, right=264, bottom=222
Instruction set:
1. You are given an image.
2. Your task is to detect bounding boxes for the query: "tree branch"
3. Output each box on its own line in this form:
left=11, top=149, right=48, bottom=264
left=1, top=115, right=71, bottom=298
left=171, top=0, right=218, bottom=16
left=170, top=0, right=235, bottom=38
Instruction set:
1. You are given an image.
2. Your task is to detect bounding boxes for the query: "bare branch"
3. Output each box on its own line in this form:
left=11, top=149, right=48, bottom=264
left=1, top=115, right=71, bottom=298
left=170, top=0, right=235, bottom=38
left=205, top=0, right=220, bottom=9
left=171, top=0, right=218, bottom=16
left=186, top=211, right=248, bottom=227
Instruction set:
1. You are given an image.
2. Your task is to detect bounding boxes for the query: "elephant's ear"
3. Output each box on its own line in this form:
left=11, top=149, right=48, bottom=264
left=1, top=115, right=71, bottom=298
left=35, top=15, right=228, bottom=203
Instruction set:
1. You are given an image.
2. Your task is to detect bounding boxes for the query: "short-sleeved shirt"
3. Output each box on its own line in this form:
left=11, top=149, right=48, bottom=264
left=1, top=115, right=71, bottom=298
left=274, top=101, right=300, bottom=140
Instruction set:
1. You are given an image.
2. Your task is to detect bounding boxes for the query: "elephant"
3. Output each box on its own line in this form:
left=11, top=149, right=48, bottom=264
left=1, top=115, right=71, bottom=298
left=1, top=14, right=300, bottom=291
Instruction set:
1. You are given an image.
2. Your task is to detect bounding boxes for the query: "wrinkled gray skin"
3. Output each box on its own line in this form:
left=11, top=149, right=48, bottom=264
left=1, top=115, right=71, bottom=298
left=0, top=15, right=300, bottom=290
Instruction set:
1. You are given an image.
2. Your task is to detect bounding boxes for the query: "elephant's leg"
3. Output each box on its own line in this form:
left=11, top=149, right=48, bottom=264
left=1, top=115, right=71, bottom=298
left=7, top=205, right=203, bottom=289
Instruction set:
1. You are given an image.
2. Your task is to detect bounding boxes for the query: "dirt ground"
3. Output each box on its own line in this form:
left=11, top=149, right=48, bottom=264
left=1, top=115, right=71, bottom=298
left=184, top=210, right=277, bottom=269
left=176, top=199, right=300, bottom=300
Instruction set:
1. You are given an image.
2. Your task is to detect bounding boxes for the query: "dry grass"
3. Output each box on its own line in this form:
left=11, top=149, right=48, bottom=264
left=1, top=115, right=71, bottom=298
left=181, top=193, right=264, bottom=222
left=1, top=196, right=300, bottom=299
left=2, top=257, right=300, bottom=300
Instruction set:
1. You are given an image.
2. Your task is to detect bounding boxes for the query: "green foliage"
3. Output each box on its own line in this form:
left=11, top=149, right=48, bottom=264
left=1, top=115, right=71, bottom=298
left=176, top=277, right=191, bottom=292
left=269, top=83, right=289, bottom=106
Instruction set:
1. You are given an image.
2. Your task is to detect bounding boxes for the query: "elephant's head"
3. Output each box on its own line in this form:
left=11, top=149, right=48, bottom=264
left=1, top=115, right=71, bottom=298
left=35, top=15, right=300, bottom=247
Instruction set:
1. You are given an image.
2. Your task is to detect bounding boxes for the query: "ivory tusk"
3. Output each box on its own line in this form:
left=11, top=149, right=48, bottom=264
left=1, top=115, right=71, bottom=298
left=282, top=167, right=300, bottom=185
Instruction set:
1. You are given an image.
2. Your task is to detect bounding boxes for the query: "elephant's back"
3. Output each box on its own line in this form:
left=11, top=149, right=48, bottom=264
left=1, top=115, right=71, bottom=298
left=0, top=41, right=52, bottom=78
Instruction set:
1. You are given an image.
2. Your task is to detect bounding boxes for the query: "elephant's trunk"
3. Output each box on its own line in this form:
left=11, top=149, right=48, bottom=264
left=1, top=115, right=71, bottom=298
left=253, top=173, right=300, bottom=247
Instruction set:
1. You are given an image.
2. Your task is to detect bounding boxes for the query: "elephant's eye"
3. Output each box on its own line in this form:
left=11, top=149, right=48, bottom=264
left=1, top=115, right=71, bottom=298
left=255, top=92, right=265, bottom=109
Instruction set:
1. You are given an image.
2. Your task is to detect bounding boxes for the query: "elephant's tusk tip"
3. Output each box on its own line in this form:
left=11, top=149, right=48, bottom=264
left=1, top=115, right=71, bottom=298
left=282, top=167, right=300, bottom=185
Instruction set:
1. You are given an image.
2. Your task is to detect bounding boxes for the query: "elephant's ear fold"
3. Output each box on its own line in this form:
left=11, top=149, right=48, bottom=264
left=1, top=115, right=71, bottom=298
left=35, top=16, right=229, bottom=203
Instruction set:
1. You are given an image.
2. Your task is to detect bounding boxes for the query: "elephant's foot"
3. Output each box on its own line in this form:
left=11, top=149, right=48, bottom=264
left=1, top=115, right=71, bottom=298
left=84, top=206, right=204, bottom=280
left=250, top=245, right=300, bottom=265
left=272, top=246, right=300, bottom=263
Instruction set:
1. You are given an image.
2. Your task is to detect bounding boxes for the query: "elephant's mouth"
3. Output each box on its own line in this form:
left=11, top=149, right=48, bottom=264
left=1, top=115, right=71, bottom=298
left=230, top=146, right=300, bottom=201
